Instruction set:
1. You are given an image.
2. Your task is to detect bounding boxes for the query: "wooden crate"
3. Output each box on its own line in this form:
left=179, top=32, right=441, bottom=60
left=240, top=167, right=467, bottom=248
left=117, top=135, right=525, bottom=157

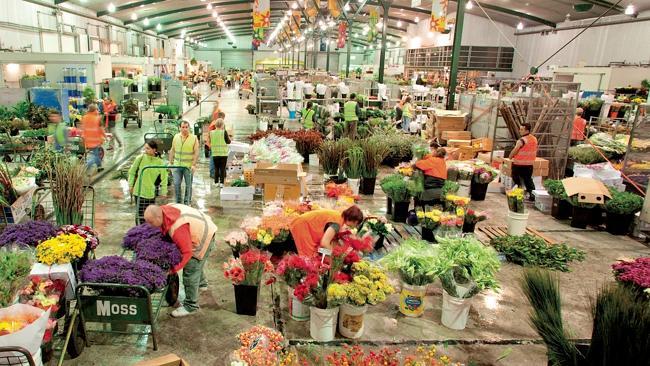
left=441, top=131, right=471, bottom=141
left=476, top=226, right=557, bottom=245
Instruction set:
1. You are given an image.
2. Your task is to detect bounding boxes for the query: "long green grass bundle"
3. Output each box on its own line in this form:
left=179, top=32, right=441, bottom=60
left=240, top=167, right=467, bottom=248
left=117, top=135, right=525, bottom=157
left=343, top=145, right=365, bottom=179
left=317, top=140, right=346, bottom=176
left=49, top=160, right=86, bottom=225
left=521, top=268, right=583, bottom=366
left=588, top=284, right=650, bottom=365
left=0, top=163, right=18, bottom=206
left=359, top=136, right=390, bottom=178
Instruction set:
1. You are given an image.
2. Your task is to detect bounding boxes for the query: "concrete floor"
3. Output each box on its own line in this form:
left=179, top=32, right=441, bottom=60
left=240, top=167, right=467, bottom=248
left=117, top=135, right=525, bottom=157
left=60, top=84, right=650, bottom=366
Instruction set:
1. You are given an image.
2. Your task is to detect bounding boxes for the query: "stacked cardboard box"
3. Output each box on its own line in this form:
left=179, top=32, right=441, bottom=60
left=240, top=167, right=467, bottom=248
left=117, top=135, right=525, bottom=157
left=254, top=162, right=307, bottom=201
left=500, top=158, right=550, bottom=177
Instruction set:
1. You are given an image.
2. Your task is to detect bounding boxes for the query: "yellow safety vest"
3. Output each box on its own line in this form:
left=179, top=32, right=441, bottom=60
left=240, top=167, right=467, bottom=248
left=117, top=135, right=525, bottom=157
left=343, top=101, right=358, bottom=122
left=173, top=134, right=197, bottom=167
left=167, top=203, right=218, bottom=260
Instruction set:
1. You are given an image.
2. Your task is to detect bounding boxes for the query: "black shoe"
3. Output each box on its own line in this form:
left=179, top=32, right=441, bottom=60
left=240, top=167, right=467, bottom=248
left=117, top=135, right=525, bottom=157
left=97, top=167, right=105, bottom=172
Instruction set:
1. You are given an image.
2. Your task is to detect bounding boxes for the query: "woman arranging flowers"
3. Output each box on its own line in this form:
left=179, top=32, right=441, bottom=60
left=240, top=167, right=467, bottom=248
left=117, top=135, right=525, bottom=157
left=414, top=144, right=448, bottom=206
left=223, top=249, right=274, bottom=315
left=288, top=205, right=364, bottom=258
left=379, top=238, right=439, bottom=317
left=433, top=237, right=500, bottom=330
left=330, top=260, right=394, bottom=338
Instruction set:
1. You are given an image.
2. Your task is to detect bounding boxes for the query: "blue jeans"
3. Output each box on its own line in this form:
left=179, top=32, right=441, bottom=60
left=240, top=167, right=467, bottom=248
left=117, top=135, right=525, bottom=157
left=402, top=116, right=411, bottom=131
left=209, top=153, right=215, bottom=177
left=172, top=168, right=192, bottom=204
left=86, top=147, right=102, bottom=170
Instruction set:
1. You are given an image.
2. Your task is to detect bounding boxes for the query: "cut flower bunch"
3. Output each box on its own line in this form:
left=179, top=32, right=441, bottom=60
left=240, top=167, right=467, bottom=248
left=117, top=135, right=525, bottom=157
left=223, top=249, right=274, bottom=285
left=57, top=224, right=99, bottom=250
left=0, top=220, right=58, bottom=248
left=417, top=209, right=442, bottom=230
left=79, top=256, right=167, bottom=294
left=328, top=260, right=395, bottom=306
left=36, top=233, right=87, bottom=265
left=612, top=257, right=650, bottom=297
left=379, top=238, right=439, bottom=286
left=506, top=188, right=525, bottom=213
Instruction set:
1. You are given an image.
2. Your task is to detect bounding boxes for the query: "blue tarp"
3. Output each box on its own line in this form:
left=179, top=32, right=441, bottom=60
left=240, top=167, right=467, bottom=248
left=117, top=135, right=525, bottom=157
left=30, top=88, right=70, bottom=122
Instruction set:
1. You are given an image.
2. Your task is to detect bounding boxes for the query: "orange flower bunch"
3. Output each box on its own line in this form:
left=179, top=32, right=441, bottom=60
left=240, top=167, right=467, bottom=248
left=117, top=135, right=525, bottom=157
left=261, top=215, right=293, bottom=236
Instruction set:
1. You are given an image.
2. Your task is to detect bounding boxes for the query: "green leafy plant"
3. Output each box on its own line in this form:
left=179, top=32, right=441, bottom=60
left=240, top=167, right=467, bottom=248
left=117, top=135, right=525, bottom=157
left=378, top=238, right=439, bottom=286
left=148, top=76, right=161, bottom=86
left=0, top=250, right=33, bottom=307
left=380, top=174, right=411, bottom=202
left=343, top=145, right=364, bottom=179
left=433, top=237, right=500, bottom=298
left=190, top=58, right=198, bottom=66
left=543, top=179, right=568, bottom=200
left=20, top=128, right=48, bottom=139
left=441, top=180, right=460, bottom=197
left=605, top=189, right=643, bottom=215
left=0, top=163, right=18, bottom=206
left=568, top=145, right=607, bottom=164
left=231, top=178, right=249, bottom=187
left=82, top=86, right=96, bottom=105
left=359, top=136, right=390, bottom=178
left=491, top=235, right=585, bottom=272
left=317, top=140, right=345, bottom=176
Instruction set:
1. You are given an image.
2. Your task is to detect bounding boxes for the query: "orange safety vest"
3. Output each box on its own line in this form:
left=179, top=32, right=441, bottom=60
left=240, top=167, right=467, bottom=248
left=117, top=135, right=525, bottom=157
left=513, top=134, right=538, bottom=165
left=415, top=156, right=447, bottom=179
left=80, top=112, right=104, bottom=149
left=167, top=203, right=217, bottom=260
left=571, top=117, right=586, bottom=141
left=289, top=209, right=343, bottom=258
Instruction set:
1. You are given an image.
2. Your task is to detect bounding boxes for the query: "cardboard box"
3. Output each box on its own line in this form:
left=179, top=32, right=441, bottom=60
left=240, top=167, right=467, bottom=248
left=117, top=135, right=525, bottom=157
left=501, top=158, right=550, bottom=177
left=562, top=177, right=611, bottom=204
left=220, top=186, right=255, bottom=201
left=134, top=354, right=189, bottom=366
left=471, top=137, right=493, bottom=152
left=253, top=163, right=305, bottom=186
left=441, top=131, right=471, bottom=141
left=263, top=177, right=306, bottom=201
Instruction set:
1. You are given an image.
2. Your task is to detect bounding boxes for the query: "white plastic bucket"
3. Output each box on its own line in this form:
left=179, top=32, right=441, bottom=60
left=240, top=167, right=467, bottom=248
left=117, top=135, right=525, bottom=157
left=441, top=290, right=471, bottom=330
left=457, top=180, right=471, bottom=197
left=288, top=287, right=309, bottom=321
left=338, top=303, right=367, bottom=339
left=309, top=306, right=339, bottom=341
left=507, top=210, right=529, bottom=236
left=399, top=282, right=427, bottom=317
left=348, top=178, right=360, bottom=196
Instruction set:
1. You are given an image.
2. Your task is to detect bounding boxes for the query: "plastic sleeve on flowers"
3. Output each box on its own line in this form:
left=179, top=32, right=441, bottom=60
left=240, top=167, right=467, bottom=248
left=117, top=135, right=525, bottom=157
left=171, top=224, right=193, bottom=273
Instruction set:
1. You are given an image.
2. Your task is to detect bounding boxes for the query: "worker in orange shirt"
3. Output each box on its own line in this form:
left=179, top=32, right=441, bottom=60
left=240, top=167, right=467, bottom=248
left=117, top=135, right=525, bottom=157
left=414, top=143, right=448, bottom=207
left=571, top=107, right=587, bottom=145
left=508, top=123, right=538, bottom=200
left=80, top=104, right=106, bottom=172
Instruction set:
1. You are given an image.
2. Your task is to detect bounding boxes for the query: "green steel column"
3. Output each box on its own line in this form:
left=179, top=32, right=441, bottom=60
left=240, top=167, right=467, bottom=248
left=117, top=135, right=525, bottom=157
left=377, top=0, right=391, bottom=84
left=345, top=21, right=353, bottom=78
left=447, top=0, right=466, bottom=110
left=304, top=39, right=308, bottom=70
left=326, top=39, right=330, bottom=73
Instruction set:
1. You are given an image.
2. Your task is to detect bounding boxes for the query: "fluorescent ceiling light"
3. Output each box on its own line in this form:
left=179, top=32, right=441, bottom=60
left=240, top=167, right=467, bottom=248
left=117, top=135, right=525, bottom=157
left=516, top=21, right=524, bottom=30
left=466, top=1, right=473, bottom=10
left=156, top=24, right=162, bottom=31
left=414, top=17, right=420, bottom=23
left=130, top=13, right=138, bottom=21
left=292, top=2, right=298, bottom=9
left=397, top=20, right=402, bottom=27
left=107, top=3, right=116, bottom=13
left=207, top=4, right=212, bottom=10
left=625, top=4, right=635, bottom=15
left=143, top=18, right=150, bottom=26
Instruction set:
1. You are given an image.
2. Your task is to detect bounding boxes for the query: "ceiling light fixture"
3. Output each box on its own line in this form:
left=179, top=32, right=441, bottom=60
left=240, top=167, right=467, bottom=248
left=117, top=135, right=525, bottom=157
left=466, top=1, right=473, bottom=10
left=143, top=18, right=150, bottom=26
left=212, top=11, right=217, bottom=17
left=624, top=4, right=635, bottom=15
left=156, top=24, right=162, bottom=31
left=130, top=13, right=138, bottom=21
left=292, top=2, right=298, bottom=9
left=344, top=3, right=350, bottom=11
left=397, top=20, right=402, bottom=27
left=414, top=16, right=420, bottom=23
left=107, top=3, right=116, bottom=13
left=516, top=21, right=524, bottom=30
left=207, top=4, right=212, bottom=10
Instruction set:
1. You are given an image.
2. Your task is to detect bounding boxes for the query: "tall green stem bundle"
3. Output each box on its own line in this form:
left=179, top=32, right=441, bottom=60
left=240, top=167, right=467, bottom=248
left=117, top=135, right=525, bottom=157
left=317, top=140, right=345, bottom=176
left=343, top=145, right=365, bottom=179
left=49, top=160, right=86, bottom=225
left=521, top=268, right=583, bottom=366
left=0, top=163, right=18, bottom=206
left=359, top=136, right=390, bottom=178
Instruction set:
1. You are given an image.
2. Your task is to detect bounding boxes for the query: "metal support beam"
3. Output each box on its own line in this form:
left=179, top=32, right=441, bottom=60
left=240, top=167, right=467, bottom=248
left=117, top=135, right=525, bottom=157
left=123, top=0, right=252, bottom=24
left=98, top=0, right=166, bottom=17
left=447, top=0, right=466, bottom=110
left=377, top=0, right=391, bottom=84
left=326, top=39, right=330, bottom=73
left=303, top=38, right=308, bottom=70
left=312, top=36, right=318, bottom=69
left=345, top=21, right=353, bottom=78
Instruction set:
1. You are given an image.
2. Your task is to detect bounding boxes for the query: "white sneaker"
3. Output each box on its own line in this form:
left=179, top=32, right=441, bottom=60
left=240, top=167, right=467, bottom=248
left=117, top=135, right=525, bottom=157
left=171, top=307, right=196, bottom=318
left=199, top=286, right=209, bottom=293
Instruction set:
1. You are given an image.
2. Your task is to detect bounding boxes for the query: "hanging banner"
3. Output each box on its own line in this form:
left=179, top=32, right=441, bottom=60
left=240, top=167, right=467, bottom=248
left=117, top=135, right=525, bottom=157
left=252, top=0, right=270, bottom=49
left=328, top=0, right=341, bottom=18
left=306, top=2, right=318, bottom=17
left=337, top=22, right=347, bottom=49
left=368, top=8, right=378, bottom=42
left=290, top=11, right=302, bottom=36
left=430, top=0, right=448, bottom=33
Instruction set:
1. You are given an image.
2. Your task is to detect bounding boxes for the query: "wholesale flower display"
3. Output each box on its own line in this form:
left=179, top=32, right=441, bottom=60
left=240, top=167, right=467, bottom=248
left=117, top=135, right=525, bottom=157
left=329, top=260, right=394, bottom=306
left=612, top=257, right=650, bottom=297
left=0, top=220, right=58, bottom=247
left=35, top=233, right=87, bottom=265
left=57, top=224, right=99, bottom=250
left=445, top=194, right=470, bottom=211
left=231, top=325, right=286, bottom=366
left=507, top=188, right=525, bottom=213
left=79, top=256, right=167, bottom=294
left=225, top=230, right=250, bottom=255
left=464, top=209, right=488, bottom=226
left=324, top=344, right=461, bottom=366
left=249, top=134, right=304, bottom=164
left=472, top=164, right=498, bottom=184
left=276, top=254, right=316, bottom=287
left=134, top=237, right=182, bottom=272
left=223, top=249, right=274, bottom=285
left=19, top=277, right=65, bottom=342
left=325, top=182, right=359, bottom=201
left=416, top=209, right=443, bottom=230
left=122, top=223, right=164, bottom=251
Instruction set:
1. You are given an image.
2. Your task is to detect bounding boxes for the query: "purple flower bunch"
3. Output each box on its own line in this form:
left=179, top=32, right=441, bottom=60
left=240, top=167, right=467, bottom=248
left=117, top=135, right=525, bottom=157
left=0, top=220, right=58, bottom=247
left=135, top=237, right=181, bottom=272
left=79, top=255, right=167, bottom=294
left=612, top=257, right=650, bottom=291
left=122, top=224, right=163, bottom=251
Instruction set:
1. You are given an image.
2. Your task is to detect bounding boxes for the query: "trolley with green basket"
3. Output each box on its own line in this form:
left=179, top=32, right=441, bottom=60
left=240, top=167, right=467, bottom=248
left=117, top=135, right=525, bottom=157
left=133, top=166, right=191, bottom=225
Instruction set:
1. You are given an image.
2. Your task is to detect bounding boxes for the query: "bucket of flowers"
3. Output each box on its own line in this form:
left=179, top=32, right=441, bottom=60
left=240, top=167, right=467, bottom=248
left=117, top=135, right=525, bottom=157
left=463, top=209, right=487, bottom=233
left=35, top=233, right=87, bottom=269
left=444, top=194, right=470, bottom=213
left=224, top=231, right=249, bottom=258
left=471, top=165, right=497, bottom=201
left=223, top=249, right=274, bottom=316
left=276, top=254, right=315, bottom=321
left=57, top=225, right=99, bottom=270
left=506, top=188, right=528, bottom=235
left=358, top=215, right=393, bottom=250
left=416, top=208, right=442, bottom=243
left=435, top=213, right=464, bottom=241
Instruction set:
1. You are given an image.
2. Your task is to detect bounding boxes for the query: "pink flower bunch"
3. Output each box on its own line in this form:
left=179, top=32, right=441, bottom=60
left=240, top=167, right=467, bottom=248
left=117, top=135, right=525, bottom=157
left=440, top=213, right=463, bottom=227
left=223, top=258, right=246, bottom=284
left=224, top=231, right=248, bottom=248
left=612, top=257, right=650, bottom=291
left=58, top=224, right=99, bottom=250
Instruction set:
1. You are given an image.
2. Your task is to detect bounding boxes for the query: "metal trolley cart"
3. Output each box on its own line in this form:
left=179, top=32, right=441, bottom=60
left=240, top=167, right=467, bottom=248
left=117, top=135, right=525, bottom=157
left=121, top=99, right=142, bottom=128
left=30, top=186, right=95, bottom=228
left=133, top=166, right=191, bottom=225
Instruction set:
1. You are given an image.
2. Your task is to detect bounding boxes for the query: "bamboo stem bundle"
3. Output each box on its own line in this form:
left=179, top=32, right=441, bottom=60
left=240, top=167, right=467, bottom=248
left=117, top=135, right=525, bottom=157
left=49, top=160, right=86, bottom=226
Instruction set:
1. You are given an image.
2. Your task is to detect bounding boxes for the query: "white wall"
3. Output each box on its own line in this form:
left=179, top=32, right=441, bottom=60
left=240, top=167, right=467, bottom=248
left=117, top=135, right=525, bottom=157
left=513, top=12, right=650, bottom=77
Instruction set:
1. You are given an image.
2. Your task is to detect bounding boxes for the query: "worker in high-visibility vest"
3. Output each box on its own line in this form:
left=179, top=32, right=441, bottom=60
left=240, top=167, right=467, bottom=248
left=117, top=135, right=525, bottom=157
left=571, top=107, right=587, bottom=145
left=414, top=143, right=448, bottom=207
left=80, top=104, right=105, bottom=172
left=144, top=204, right=217, bottom=318
left=508, top=123, right=538, bottom=199
left=301, top=101, right=316, bottom=129
left=343, top=93, right=360, bottom=139
left=207, top=118, right=231, bottom=187
left=47, top=109, right=68, bottom=152
left=168, top=121, right=199, bottom=205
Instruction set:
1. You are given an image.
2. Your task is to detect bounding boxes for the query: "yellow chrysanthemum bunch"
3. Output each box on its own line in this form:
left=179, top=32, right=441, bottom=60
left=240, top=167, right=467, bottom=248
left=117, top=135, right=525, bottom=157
left=254, top=229, right=274, bottom=246
left=326, top=283, right=347, bottom=306
left=340, top=261, right=395, bottom=306
left=506, top=187, right=524, bottom=199
left=36, top=233, right=87, bottom=265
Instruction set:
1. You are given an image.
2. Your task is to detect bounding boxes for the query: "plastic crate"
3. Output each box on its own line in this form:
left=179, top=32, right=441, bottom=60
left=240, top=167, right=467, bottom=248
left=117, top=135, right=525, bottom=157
left=533, top=189, right=552, bottom=214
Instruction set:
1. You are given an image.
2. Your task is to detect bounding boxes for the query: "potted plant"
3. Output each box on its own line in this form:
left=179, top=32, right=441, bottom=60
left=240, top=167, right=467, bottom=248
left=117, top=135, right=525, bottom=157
left=318, top=140, right=345, bottom=182
left=433, top=237, right=500, bottom=330
left=470, top=165, right=497, bottom=201
left=342, top=145, right=364, bottom=196
left=379, top=238, right=439, bottom=317
left=276, top=254, right=314, bottom=321
left=82, top=87, right=96, bottom=106
left=416, top=208, right=442, bottom=242
left=380, top=174, right=411, bottom=223
left=359, top=137, right=390, bottom=195
left=543, top=179, right=571, bottom=220
left=604, top=190, right=643, bottom=235
left=223, top=249, right=274, bottom=316
left=506, top=188, right=528, bottom=235
left=331, top=260, right=394, bottom=338
left=358, top=216, right=393, bottom=251
left=567, top=197, right=599, bottom=229
left=463, top=209, right=487, bottom=233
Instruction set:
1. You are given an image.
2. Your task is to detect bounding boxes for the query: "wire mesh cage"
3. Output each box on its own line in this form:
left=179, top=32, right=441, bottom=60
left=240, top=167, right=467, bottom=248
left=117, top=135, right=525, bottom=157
left=30, top=186, right=95, bottom=228
left=0, top=347, right=35, bottom=366
left=132, top=166, right=191, bottom=225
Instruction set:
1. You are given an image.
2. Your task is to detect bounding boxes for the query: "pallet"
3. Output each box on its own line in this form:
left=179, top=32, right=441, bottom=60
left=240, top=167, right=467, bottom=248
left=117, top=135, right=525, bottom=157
left=476, top=226, right=556, bottom=245
left=374, top=223, right=423, bottom=256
